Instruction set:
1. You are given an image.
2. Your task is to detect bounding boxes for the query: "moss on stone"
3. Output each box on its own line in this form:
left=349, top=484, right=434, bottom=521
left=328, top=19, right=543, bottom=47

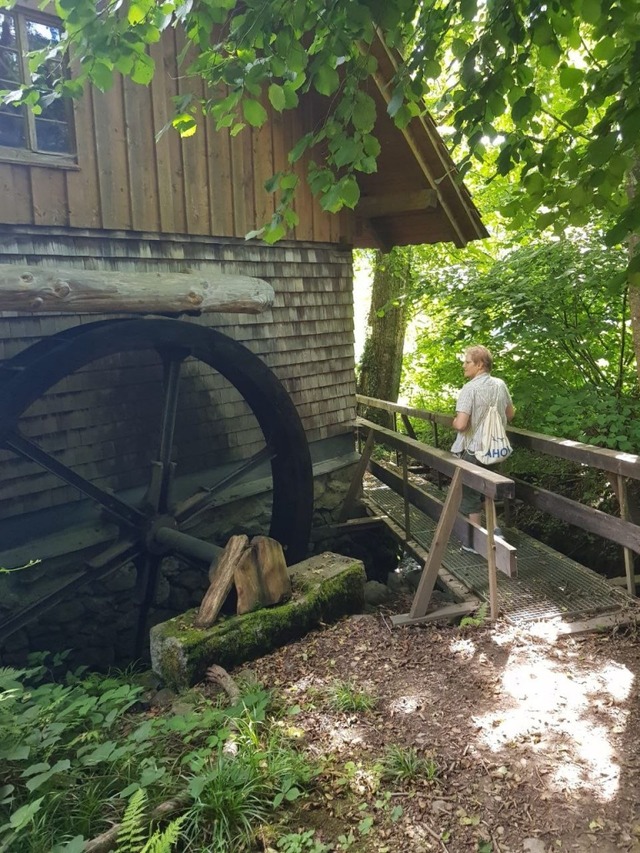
left=150, top=553, right=365, bottom=690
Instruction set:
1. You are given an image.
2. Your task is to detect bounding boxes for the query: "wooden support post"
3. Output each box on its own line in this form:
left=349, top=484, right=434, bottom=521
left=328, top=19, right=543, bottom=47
left=432, top=420, right=442, bottom=487
left=617, top=474, right=636, bottom=596
left=402, top=451, right=411, bottom=539
left=409, top=468, right=463, bottom=618
left=485, top=497, right=499, bottom=619
left=393, top=412, right=400, bottom=465
left=401, top=414, right=417, bottom=441
left=338, top=429, right=375, bottom=522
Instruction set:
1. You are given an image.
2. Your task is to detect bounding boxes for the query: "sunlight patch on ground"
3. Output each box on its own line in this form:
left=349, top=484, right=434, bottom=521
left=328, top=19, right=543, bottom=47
left=388, top=694, right=423, bottom=714
left=449, top=637, right=477, bottom=659
left=472, top=641, right=633, bottom=800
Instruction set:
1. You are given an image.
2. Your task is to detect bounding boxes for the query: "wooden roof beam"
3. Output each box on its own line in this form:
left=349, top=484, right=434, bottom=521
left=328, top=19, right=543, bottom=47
left=358, top=189, right=438, bottom=219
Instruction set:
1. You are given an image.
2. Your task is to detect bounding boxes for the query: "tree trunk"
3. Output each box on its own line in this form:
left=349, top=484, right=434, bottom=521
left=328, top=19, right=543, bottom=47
left=356, top=248, right=412, bottom=426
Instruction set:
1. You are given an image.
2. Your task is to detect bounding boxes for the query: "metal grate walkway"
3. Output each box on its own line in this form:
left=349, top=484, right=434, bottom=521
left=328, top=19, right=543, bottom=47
left=365, top=478, right=634, bottom=625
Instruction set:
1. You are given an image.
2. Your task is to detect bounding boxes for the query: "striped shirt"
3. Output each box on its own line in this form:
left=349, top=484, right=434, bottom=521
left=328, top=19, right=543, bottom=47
left=451, top=373, right=513, bottom=454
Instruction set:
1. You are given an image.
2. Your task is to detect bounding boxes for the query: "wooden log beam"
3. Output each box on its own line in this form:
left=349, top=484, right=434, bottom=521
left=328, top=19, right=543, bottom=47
left=358, top=189, right=438, bottom=219
left=357, top=417, right=515, bottom=500
left=0, top=265, right=274, bottom=315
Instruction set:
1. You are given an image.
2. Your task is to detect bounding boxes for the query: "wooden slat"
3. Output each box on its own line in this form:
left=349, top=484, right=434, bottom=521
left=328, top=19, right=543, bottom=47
left=368, top=458, right=518, bottom=576
left=93, top=79, right=132, bottom=229
left=0, top=164, right=32, bottom=224
left=358, top=417, right=515, bottom=500
left=176, top=32, right=210, bottom=235
left=515, top=477, right=640, bottom=553
left=67, top=87, right=101, bottom=229
left=124, top=76, right=161, bottom=231
left=338, top=429, right=374, bottom=522
left=358, top=189, right=437, bottom=219
left=357, top=394, right=640, bottom=481
left=251, top=99, right=275, bottom=231
left=31, top=169, right=68, bottom=226
left=207, top=113, right=234, bottom=237
left=409, top=467, right=462, bottom=617
left=149, top=40, right=177, bottom=234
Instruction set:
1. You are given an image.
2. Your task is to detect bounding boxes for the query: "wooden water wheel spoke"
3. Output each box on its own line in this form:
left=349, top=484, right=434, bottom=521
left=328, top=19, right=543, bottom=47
left=145, top=351, right=185, bottom=514
left=174, top=444, right=276, bottom=525
left=133, top=551, right=163, bottom=657
left=3, top=431, right=147, bottom=530
left=0, top=538, right=142, bottom=644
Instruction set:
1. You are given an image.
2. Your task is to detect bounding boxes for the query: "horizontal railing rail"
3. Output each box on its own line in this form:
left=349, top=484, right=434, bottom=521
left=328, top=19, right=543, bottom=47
left=356, top=394, right=640, bottom=595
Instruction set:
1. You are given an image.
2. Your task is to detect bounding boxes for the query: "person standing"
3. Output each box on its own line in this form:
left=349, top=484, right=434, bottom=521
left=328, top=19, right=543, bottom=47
left=451, top=345, right=515, bottom=530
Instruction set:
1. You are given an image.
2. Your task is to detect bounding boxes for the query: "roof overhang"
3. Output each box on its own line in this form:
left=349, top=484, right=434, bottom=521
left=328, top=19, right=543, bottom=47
left=350, top=34, right=488, bottom=250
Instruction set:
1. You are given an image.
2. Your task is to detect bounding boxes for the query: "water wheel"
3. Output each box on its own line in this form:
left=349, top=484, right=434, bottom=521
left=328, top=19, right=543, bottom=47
left=0, top=318, right=314, bottom=653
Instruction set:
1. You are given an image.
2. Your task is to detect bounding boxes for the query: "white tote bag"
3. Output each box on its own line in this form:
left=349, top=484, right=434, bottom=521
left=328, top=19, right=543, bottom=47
left=474, top=391, right=512, bottom=465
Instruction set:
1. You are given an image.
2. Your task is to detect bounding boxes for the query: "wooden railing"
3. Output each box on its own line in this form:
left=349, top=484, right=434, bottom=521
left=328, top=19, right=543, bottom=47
left=356, top=394, right=640, bottom=596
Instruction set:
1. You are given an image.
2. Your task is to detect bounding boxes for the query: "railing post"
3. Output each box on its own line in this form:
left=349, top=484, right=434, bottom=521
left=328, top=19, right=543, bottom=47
left=485, top=497, right=499, bottom=619
left=402, top=450, right=411, bottom=539
left=617, top=474, right=636, bottom=596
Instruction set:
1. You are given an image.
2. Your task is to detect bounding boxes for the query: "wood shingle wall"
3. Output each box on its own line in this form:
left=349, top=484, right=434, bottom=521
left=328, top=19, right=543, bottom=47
left=0, top=228, right=356, bottom=533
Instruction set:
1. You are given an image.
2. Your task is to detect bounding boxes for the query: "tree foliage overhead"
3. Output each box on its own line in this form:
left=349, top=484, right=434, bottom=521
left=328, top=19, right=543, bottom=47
left=403, top=229, right=639, bottom=450
left=1, top=0, right=639, bottom=247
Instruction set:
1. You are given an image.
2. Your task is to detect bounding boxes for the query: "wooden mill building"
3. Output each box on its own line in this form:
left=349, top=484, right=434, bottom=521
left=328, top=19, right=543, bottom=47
left=0, top=8, right=486, bottom=666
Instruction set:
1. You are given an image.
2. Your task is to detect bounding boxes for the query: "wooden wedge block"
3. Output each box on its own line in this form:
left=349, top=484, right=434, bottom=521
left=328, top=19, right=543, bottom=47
left=194, top=534, right=249, bottom=628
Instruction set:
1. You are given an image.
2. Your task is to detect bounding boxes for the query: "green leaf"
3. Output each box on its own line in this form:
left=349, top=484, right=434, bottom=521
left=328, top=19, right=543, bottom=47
left=561, top=105, right=588, bottom=126
left=9, top=797, right=44, bottom=830
left=242, top=99, right=267, bottom=127
left=559, top=66, right=584, bottom=89
left=352, top=92, right=376, bottom=132
left=387, top=87, right=403, bottom=118
left=130, top=53, right=154, bottom=85
left=581, top=0, right=601, bottom=24
left=314, top=64, right=339, bottom=96
left=288, top=132, right=314, bottom=164
left=460, top=0, right=477, bottom=20
left=90, top=61, right=114, bottom=92
left=127, top=3, right=147, bottom=25
left=511, top=95, right=532, bottom=122
left=593, top=36, right=617, bottom=62
left=268, top=83, right=286, bottom=112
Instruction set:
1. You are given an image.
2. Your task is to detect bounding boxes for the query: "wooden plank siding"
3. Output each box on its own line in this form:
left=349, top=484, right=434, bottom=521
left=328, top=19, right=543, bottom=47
left=0, top=25, right=349, bottom=243
left=0, top=230, right=356, bottom=525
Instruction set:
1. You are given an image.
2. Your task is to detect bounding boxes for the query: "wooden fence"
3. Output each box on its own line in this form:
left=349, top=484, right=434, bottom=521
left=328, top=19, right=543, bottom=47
left=357, top=394, right=640, bottom=597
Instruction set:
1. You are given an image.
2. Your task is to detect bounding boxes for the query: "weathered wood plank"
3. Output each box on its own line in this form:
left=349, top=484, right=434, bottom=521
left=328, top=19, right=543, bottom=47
left=368, top=458, right=518, bottom=576
left=409, top=467, right=462, bottom=618
left=66, top=87, right=101, bottom=229
left=149, top=39, right=177, bottom=234
left=0, top=266, right=275, bottom=314
left=358, top=189, right=438, bottom=219
left=123, top=76, right=160, bottom=232
left=358, top=417, right=515, bottom=500
left=391, top=601, right=477, bottom=627
left=514, top=477, right=640, bottom=553
left=195, top=534, right=249, bottom=628
left=93, top=79, right=132, bottom=229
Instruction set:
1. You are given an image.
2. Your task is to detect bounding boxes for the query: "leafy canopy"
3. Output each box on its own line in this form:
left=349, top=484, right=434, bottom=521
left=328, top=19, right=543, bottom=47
left=1, top=0, right=639, bottom=247
left=403, top=228, right=640, bottom=451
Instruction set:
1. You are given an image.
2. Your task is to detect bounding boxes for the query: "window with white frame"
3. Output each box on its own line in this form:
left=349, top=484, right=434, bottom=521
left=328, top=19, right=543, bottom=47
left=0, top=9, right=74, bottom=158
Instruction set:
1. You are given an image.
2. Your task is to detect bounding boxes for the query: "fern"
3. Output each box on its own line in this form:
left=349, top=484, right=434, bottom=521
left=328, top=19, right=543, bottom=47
left=141, top=815, right=187, bottom=853
left=459, top=601, right=489, bottom=628
left=115, top=788, right=148, bottom=853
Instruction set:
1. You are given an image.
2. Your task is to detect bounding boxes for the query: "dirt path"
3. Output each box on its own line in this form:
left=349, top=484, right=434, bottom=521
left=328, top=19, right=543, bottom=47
left=235, top=606, right=640, bottom=852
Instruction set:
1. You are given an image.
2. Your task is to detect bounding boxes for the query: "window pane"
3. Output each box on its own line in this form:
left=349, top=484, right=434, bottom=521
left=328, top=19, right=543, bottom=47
left=0, top=49, right=20, bottom=83
left=35, top=117, right=70, bottom=153
left=40, top=94, right=68, bottom=123
left=0, top=110, right=26, bottom=147
left=26, top=19, right=62, bottom=51
left=0, top=13, right=17, bottom=49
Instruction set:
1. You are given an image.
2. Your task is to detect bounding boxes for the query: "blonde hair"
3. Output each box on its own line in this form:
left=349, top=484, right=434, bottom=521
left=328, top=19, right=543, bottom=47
left=466, top=345, right=493, bottom=372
